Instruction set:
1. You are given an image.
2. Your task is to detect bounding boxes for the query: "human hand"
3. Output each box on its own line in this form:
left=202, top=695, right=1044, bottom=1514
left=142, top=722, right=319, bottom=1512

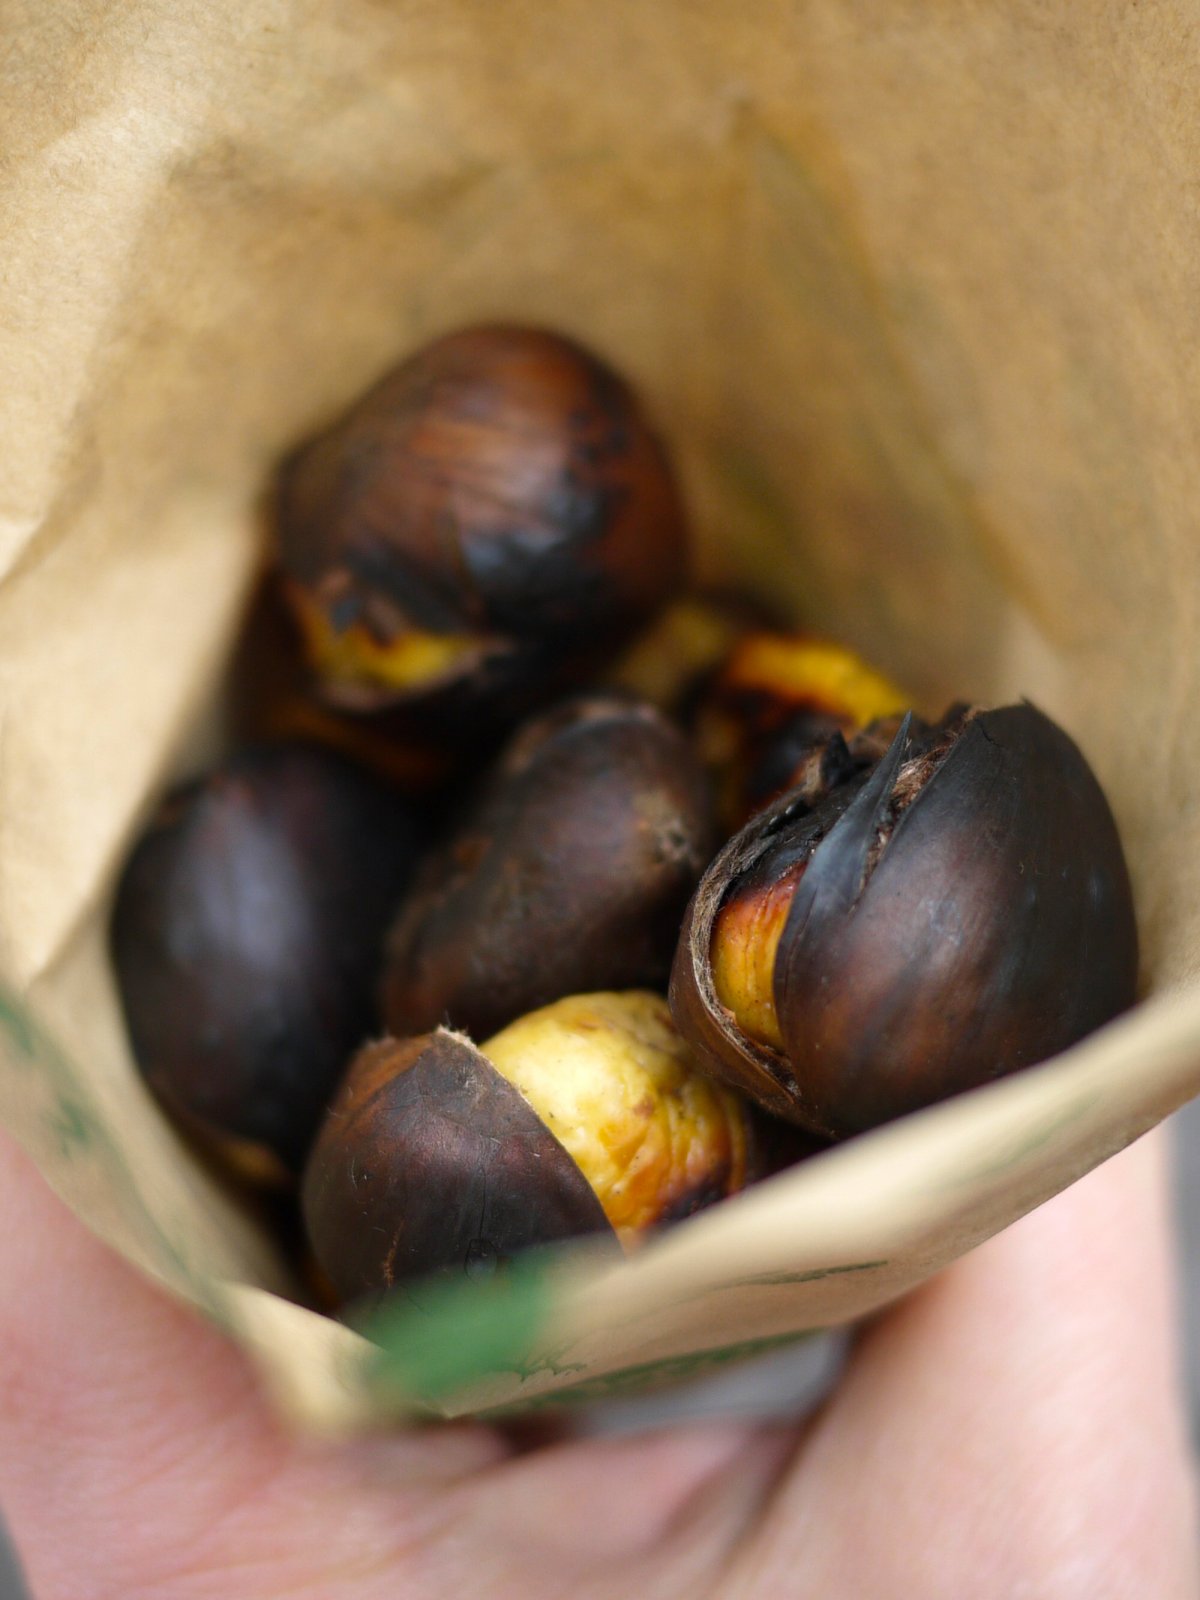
left=0, top=1123, right=1195, bottom=1599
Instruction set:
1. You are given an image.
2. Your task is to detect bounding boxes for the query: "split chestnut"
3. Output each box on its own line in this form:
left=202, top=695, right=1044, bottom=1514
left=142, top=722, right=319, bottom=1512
left=301, top=992, right=760, bottom=1301
left=670, top=704, right=1139, bottom=1137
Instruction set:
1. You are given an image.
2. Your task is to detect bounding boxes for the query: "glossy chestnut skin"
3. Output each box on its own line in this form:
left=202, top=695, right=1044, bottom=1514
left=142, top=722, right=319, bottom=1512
left=670, top=704, right=1139, bottom=1138
left=301, top=992, right=759, bottom=1302
left=276, top=324, right=689, bottom=737
left=691, top=631, right=910, bottom=830
left=111, top=744, right=424, bottom=1174
left=382, top=695, right=715, bottom=1041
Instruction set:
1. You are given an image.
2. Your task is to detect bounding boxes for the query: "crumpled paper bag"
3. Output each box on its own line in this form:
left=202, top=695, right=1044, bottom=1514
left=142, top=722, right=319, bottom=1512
left=3, top=0, right=1199, bottom=1428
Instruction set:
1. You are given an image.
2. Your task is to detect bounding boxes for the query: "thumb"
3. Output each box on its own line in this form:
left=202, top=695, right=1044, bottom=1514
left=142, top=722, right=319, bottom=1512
left=726, top=1128, right=1199, bottom=1599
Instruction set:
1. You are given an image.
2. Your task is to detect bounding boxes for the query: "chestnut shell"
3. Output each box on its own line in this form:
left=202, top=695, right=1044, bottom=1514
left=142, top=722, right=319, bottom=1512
left=301, top=1031, right=620, bottom=1302
left=111, top=744, right=424, bottom=1172
left=276, top=324, right=688, bottom=735
left=670, top=704, right=1139, bottom=1136
left=382, top=695, right=715, bottom=1040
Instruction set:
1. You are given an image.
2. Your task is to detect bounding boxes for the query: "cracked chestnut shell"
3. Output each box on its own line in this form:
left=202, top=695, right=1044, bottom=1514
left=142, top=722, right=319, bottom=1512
left=692, top=631, right=911, bottom=830
left=301, top=992, right=759, bottom=1301
left=381, top=695, right=715, bottom=1041
left=111, top=744, right=424, bottom=1175
left=276, top=324, right=689, bottom=737
left=670, top=704, right=1139, bottom=1137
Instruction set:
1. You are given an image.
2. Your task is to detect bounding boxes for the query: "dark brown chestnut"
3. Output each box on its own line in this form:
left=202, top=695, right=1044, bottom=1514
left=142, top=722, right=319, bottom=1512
left=301, top=992, right=759, bottom=1301
left=670, top=704, right=1139, bottom=1138
left=691, top=631, right=910, bottom=829
left=275, top=324, right=689, bottom=737
left=111, top=744, right=424, bottom=1176
left=381, top=694, right=715, bottom=1041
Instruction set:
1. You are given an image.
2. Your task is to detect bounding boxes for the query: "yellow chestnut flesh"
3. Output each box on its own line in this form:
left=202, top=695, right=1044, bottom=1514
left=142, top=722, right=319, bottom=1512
left=482, top=991, right=752, bottom=1245
left=709, top=866, right=805, bottom=1054
left=606, top=596, right=758, bottom=710
left=724, top=635, right=909, bottom=728
left=287, top=583, right=481, bottom=693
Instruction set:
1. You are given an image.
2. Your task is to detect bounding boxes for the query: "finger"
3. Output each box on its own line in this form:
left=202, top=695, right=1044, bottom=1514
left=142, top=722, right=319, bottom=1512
left=725, top=1130, right=1199, bottom=1600
left=0, top=1121, right=804, bottom=1600
left=450, top=1418, right=800, bottom=1578
left=0, top=1125, right=504, bottom=1599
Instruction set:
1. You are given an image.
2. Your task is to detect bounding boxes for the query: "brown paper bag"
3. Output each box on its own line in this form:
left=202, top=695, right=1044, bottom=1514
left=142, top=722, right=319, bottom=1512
left=4, top=0, right=1199, bottom=1429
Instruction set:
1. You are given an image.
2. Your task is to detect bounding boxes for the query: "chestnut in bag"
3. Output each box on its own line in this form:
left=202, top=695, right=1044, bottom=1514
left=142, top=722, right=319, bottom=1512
left=671, top=704, right=1139, bottom=1137
left=276, top=324, right=689, bottom=737
left=302, top=992, right=760, bottom=1301
left=111, top=744, right=424, bottom=1177
left=382, top=695, right=715, bottom=1041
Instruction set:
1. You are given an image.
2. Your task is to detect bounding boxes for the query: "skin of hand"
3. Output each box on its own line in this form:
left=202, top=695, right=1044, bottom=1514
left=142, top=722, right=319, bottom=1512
left=0, top=1122, right=1195, bottom=1600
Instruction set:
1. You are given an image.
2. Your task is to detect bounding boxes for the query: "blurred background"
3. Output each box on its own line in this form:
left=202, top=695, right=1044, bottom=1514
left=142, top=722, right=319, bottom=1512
left=2, top=1107, right=1200, bottom=1595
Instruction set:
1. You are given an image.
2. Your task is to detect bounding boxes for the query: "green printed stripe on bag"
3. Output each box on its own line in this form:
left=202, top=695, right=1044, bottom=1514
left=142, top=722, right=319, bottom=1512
left=359, top=1251, right=561, bottom=1404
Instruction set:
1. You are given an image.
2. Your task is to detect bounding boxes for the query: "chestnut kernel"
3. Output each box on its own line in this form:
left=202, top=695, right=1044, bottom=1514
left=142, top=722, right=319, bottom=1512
left=670, top=704, right=1139, bottom=1137
left=382, top=694, right=715, bottom=1041
left=482, top=993, right=757, bottom=1240
left=111, top=744, right=424, bottom=1174
left=276, top=324, right=689, bottom=735
left=692, top=631, right=910, bottom=829
left=604, top=591, right=775, bottom=714
left=301, top=992, right=758, bottom=1301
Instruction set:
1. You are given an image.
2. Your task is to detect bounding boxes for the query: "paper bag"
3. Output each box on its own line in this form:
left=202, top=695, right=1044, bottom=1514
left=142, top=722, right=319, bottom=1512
left=3, top=0, right=1199, bottom=1427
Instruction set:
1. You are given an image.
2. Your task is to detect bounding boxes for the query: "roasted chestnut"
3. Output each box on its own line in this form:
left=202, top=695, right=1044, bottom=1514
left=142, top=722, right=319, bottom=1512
left=382, top=694, right=715, bottom=1041
left=112, top=744, right=424, bottom=1176
left=670, top=704, right=1139, bottom=1137
left=692, top=631, right=910, bottom=829
left=301, top=991, right=759, bottom=1300
left=275, top=324, right=689, bottom=737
